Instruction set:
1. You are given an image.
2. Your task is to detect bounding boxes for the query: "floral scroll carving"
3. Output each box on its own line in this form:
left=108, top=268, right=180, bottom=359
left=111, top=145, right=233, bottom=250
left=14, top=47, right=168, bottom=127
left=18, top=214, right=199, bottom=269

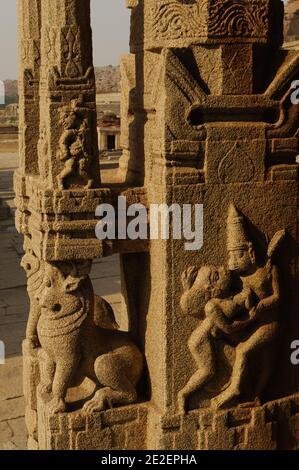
left=151, top=1, right=208, bottom=41
left=150, top=0, right=269, bottom=43
left=208, top=0, right=268, bottom=38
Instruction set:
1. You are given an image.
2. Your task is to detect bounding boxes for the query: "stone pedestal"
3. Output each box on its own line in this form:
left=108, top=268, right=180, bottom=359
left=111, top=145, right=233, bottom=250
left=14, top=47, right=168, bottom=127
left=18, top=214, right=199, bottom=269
left=37, top=403, right=148, bottom=451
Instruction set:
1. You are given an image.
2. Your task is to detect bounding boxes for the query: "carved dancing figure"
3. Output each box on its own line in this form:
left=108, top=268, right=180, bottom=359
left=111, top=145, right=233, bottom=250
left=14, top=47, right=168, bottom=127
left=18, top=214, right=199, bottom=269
left=57, top=98, right=93, bottom=190
left=178, top=265, right=254, bottom=413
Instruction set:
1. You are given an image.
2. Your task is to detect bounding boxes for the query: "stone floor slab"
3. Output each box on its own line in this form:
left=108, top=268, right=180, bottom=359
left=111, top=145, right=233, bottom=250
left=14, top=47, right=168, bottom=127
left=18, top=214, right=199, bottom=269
left=0, top=356, right=23, bottom=401
left=0, top=396, right=25, bottom=422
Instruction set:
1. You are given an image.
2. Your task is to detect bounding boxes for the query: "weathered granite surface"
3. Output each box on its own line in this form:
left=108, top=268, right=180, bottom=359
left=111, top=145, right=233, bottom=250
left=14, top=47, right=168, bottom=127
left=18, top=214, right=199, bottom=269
left=0, top=152, right=122, bottom=450
left=285, top=0, right=299, bottom=42
left=15, top=0, right=299, bottom=450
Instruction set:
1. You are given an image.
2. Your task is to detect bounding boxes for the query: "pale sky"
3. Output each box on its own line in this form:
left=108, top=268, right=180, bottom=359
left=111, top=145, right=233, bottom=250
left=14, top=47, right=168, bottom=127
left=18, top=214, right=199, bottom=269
left=0, top=0, right=130, bottom=80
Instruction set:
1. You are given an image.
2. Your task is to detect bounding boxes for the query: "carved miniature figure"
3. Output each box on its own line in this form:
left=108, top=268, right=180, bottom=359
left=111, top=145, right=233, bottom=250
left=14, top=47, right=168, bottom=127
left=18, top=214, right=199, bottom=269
left=57, top=97, right=93, bottom=190
left=179, top=204, right=285, bottom=412
left=178, top=265, right=255, bottom=413
left=23, top=258, right=143, bottom=414
left=211, top=205, right=285, bottom=409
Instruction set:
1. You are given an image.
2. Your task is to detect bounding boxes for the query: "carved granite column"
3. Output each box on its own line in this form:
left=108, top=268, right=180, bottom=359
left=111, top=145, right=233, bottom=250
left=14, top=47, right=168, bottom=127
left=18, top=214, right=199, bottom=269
left=38, top=0, right=100, bottom=190
left=16, top=0, right=42, bottom=450
left=16, top=0, right=147, bottom=450
left=17, top=0, right=41, bottom=176
left=16, top=0, right=299, bottom=451
left=125, top=0, right=299, bottom=450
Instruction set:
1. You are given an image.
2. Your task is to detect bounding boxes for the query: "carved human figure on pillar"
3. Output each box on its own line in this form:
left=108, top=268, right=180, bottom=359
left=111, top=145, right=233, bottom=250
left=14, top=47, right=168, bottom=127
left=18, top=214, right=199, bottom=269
left=57, top=97, right=94, bottom=190
left=178, top=204, right=285, bottom=413
left=211, top=205, right=284, bottom=409
left=178, top=264, right=255, bottom=413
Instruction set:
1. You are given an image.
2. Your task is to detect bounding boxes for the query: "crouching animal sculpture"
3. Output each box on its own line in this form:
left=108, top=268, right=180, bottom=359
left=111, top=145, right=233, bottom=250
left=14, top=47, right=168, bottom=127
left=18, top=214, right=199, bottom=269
left=22, top=254, right=143, bottom=414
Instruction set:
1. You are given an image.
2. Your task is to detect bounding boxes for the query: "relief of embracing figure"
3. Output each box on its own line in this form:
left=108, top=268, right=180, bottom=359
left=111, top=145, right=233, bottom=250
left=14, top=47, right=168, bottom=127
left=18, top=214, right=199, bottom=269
left=178, top=204, right=286, bottom=413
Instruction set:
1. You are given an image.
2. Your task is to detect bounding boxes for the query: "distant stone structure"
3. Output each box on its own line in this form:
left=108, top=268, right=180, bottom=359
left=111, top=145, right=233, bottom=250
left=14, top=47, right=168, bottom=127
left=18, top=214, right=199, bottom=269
left=96, top=92, right=120, bottom=119
left=0, top=81, right=4, bottom=105
left=0, top=104, right=19, bottom=139
left=15, top=0, right=299, bottom=451
left=96, top=94, right=121, bottom=154
left=95, top=65, right=120, bottom=94
left=285, top=0, right=299, bottom=42
left=98, top=112, right=121, bottom=154
left=0, top=104, right=19, bottom=125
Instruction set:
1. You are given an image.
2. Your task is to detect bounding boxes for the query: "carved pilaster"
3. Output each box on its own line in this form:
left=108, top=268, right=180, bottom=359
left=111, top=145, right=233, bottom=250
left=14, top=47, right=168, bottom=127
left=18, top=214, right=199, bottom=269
left=15, top=0, right=299, bottom=451
left=38, top=0, right=100, bottom=190
left=17, top=0, right=41, bottom=175
left=125, top=0, right=299, bottom=449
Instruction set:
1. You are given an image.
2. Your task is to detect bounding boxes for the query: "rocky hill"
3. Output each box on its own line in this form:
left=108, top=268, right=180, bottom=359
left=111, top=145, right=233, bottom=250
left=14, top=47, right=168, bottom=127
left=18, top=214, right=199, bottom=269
left=3, top=80, right=18, bottom=104
left=95, top=65, right=120, bottom=94
left=2, top=66, right=120, bottom=101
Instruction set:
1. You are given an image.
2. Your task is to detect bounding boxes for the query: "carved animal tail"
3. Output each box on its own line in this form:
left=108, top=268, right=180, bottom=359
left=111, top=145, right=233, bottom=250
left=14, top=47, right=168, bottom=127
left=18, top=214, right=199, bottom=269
left=23, top=254, right=44, bottom=296
left=267, top=229, right=286, bottom=264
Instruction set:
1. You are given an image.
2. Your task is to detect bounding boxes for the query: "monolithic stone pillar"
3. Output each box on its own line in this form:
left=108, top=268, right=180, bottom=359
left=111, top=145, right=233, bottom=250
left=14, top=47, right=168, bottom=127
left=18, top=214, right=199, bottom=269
left=17, top=0, right=41, bottom=175
left=15, top=0, right=147, bottom=451
left=16, top=3, right=41, bottom=447
left=118, top=1, right=145, bottom=184
left=125, top=0, right=299, bottom=450
left=100, top=131, right=107, bottom=151
left=38, top=0, right=100, bottom=190
left=16, top=0, right=299, bottom=451
left=115, top=132, right=121, bottom=150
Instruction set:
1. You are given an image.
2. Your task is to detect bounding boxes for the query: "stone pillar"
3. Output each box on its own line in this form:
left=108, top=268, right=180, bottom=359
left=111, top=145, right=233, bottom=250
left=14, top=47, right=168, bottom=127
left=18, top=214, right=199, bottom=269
left=16, top=2, right=42, bottom=448
left=126, top=0, right=299, bottom=450
left=15, top=0, right=147, bottom=451
left=38, top=0, right=100, bottom=190
left=115, top=132, right=121, bottom=150
left=100, top=130, right=107, bottom=151
left=17, top=0, right=41, bottom=175
left=15, top=0, right=299, bottom=451
left=117, top=1, right=145, bottom=184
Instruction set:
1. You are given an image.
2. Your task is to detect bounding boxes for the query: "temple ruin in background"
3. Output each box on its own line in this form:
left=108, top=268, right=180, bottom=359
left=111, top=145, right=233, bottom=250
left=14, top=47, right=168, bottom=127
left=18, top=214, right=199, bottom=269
left=285, top=0, right=299, bottom=43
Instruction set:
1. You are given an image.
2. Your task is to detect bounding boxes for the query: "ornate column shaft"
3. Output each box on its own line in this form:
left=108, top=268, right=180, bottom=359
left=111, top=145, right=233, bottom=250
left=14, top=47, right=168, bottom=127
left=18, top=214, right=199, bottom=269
left=17, top=0, right=41, bottom=175
left=38, top=0, right=100, bottom=190
left=16, top=1, right=147, bottom=451
left=16, top=0, right=299, bottom=451
left=124, top=0, right=299, bottom=450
